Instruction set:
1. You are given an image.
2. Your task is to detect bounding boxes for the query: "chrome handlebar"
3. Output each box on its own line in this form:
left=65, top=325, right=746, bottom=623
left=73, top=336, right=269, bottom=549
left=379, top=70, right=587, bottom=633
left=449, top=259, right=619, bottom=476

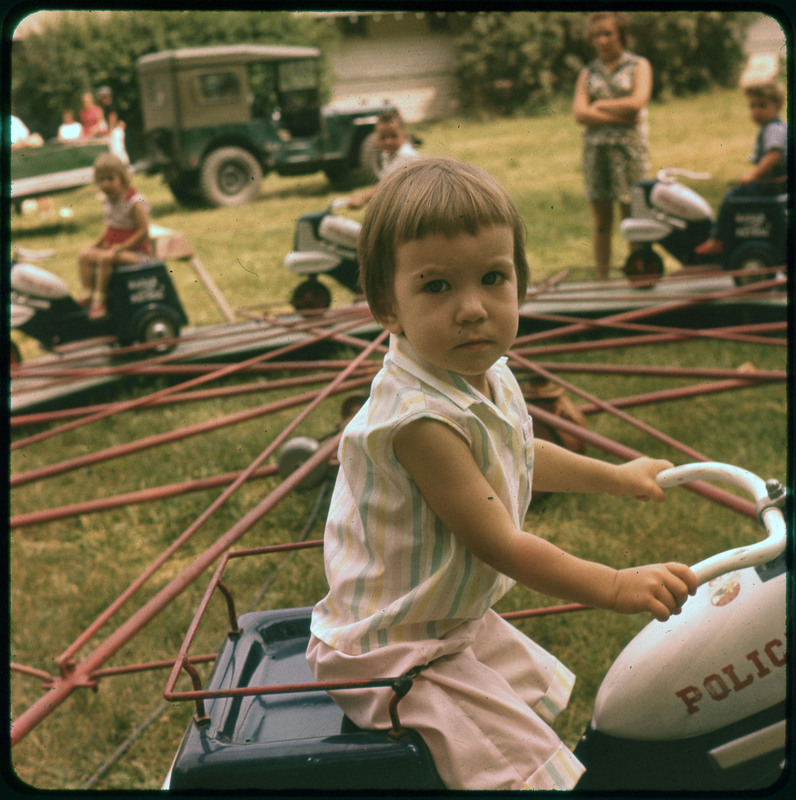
left=656, top=462, right=786, bottom=584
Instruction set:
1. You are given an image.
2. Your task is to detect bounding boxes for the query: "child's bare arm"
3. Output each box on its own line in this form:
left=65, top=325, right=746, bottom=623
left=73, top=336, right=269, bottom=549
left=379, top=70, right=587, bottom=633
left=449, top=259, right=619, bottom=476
left=573, top=70, right=622, bottom=126
left=88, top=228, right=107, bottom=248
left=126, top=202, right=151, bottom=249
left=738, top=148, right=783, bottom=185
left=590, top=58, right=652, bottom=118
left=532, top=438, right=671, bottom=501
left=573, top=60, right=652, bottom=127
left=393, top=419, right=695, bottom=620
left=345, top=186, right=377, bottom=209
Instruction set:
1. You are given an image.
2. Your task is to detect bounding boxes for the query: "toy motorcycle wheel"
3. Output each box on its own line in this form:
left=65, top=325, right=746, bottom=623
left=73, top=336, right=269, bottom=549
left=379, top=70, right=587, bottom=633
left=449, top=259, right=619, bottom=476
left=622, top=248, right=663, bottom=287
left=200, top=146, right=263, bottom=207
left=727, top=241, right=779, bottom=288
left=135, top=309, right=181, bottom=353
left=290, top=279, right=331, bottom=312
left=277, top=436, right=330, bottom=490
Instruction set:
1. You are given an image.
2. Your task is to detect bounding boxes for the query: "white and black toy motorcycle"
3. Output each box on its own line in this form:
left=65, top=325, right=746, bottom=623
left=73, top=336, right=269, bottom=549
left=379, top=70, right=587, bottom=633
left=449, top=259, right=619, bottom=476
left=10, top=255, right=187, bottom=364
left=283, top=199, right=361, bottom=311
left=620, top=168, right=788, bottom=287
left=164, top=461, right=788, bottom=792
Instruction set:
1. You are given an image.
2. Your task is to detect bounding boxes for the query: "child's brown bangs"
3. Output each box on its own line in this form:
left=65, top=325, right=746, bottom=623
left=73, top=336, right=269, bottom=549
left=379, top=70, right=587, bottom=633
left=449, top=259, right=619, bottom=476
left=391, top=168, right=520, bottom=245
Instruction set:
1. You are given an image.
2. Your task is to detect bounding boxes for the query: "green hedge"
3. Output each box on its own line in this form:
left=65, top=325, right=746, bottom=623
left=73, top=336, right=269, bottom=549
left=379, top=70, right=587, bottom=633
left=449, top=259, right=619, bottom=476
left=453, top=11, right=754, bottom=116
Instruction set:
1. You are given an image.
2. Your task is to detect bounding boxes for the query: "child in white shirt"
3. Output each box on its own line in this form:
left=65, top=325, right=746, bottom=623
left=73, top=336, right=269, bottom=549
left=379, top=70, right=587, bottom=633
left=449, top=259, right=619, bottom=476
left=308, top=157, right=696, bottom=790
left=345, top=110, right=419, bottom=209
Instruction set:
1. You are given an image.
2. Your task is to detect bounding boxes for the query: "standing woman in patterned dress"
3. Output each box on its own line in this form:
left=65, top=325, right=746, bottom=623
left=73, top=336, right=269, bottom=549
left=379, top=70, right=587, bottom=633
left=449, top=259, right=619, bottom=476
left=573, top=12, right=652, bottom=280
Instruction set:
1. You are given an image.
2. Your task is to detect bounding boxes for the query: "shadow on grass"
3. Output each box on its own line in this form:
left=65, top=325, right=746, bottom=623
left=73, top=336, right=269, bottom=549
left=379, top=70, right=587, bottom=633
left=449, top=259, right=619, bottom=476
left=9, top=219, right=80, bottom=239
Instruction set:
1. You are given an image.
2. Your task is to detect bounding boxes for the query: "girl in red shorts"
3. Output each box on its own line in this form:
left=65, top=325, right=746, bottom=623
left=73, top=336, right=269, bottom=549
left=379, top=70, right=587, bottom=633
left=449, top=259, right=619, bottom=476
left=77, top=154, right=151, bottom=318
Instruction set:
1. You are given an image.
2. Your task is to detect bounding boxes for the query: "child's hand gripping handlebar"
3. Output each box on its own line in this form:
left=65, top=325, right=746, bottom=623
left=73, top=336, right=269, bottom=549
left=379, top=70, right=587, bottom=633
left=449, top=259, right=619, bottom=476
left=656, top=462, right=786, bottom=585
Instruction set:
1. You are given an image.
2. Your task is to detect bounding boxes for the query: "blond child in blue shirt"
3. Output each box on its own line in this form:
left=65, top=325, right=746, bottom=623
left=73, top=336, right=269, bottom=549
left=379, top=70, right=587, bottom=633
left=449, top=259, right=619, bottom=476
left=697, top=80, right=788, bottom=255
left=308, top=157, right=697, bottom=790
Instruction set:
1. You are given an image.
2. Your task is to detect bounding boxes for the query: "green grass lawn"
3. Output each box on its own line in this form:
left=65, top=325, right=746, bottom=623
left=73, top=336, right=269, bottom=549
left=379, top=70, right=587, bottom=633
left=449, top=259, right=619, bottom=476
left=11, top=86, right=766, bottom=348
left=8, top=87, right=788, bottom=790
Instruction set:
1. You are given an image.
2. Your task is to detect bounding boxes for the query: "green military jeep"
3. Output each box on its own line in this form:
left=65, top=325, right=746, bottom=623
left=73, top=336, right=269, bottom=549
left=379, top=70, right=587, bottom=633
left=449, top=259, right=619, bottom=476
left=137, top=44, right=391, bottom=207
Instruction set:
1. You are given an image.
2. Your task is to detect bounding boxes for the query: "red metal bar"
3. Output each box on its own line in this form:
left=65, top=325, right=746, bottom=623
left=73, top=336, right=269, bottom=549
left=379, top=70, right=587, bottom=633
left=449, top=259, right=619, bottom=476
left=10, top=663, right=56, bottom=683
left=529, top=362, right=786, bottom=382
left=10, top=375, right=372, bottom=488
left=510, top=351, right=710, bottom=462
left=10, top=362, right=379, bottom=431
left=520, top=308, right=786, bottom=347
left=501, top=604, right=590, bottom=620
left=577, top=378, right=780, bottom=415
left=168, top=676, right=399, bottom=703
left=89, top=654, right=217, bottom=680
left=526, top=402, right=755, bottom=518
left=10, top=366, right=378, bottom=429
left=11, top=314, right=376, bottom=451
left=515, top=275, right=785, bottom=345
left=224, top=539, right=324, bottom=560
left=13, top=359, right=375, bottom=381
left=513, top=322, right=786, bottom=358
left=9, top=464, right=280, bottom=529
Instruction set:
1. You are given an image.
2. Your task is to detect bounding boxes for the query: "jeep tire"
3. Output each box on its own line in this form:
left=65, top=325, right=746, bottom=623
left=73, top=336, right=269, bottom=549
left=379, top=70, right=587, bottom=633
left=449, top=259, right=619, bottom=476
left=167, top=176, right=203, bottom=206
left=200, top=147, right=263, bottom=207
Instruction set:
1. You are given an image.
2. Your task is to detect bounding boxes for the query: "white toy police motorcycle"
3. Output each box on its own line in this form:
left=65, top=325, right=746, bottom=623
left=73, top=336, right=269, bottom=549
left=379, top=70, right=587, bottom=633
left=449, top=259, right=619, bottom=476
left=164, top=460, right=787, bottom=792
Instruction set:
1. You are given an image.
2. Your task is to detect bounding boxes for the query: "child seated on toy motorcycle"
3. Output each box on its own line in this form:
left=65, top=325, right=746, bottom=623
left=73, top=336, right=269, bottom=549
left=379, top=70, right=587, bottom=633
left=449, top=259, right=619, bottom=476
left=77, top=154, right=151, bottom=318
left=307, top=157, right=697, bottom=790
left=697, top=80, right=787, bottom=256
left=344, top=110, right=419, bottom=209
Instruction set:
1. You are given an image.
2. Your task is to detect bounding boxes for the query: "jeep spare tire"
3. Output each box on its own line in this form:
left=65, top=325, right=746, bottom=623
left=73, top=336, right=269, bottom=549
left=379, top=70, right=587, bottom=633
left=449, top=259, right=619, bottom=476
left=358, top=132, right=381, bottom=183
left=200, top=147, right=263, bottom=207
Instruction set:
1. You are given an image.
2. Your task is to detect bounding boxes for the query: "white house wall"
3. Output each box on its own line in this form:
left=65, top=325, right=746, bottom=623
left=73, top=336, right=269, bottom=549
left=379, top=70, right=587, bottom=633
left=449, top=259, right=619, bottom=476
left=321, top=12, right=467, bottom=122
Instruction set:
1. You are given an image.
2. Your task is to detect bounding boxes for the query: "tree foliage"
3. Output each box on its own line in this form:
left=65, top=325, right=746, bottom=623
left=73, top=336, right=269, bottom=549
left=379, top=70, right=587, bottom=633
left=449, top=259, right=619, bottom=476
left=454, top=12, right=588, bottom=115
left=9, top=9, right=759, bottom=147
left=631, top=11, right=750, bottom=98
left=453, top=11, right=753, bottom=117
left=10, top=10, right=337, bottom=157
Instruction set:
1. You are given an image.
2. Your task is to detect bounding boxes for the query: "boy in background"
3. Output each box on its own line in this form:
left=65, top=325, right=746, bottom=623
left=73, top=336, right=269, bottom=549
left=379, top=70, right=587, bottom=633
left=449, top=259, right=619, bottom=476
left=697, top=80, right=787, bottom=255
left=345, top=110, right=419, bottom=208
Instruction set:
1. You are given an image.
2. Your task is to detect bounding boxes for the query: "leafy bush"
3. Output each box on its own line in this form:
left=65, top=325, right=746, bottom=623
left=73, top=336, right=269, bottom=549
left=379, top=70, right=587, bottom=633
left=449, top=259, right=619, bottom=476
left=453, top=12, right=588, bottom=115
left=453, top=10, right=753, bottom=116
left=10, top=10, right=337, bottom=158
left=631, top=11, right=750, bottom=98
